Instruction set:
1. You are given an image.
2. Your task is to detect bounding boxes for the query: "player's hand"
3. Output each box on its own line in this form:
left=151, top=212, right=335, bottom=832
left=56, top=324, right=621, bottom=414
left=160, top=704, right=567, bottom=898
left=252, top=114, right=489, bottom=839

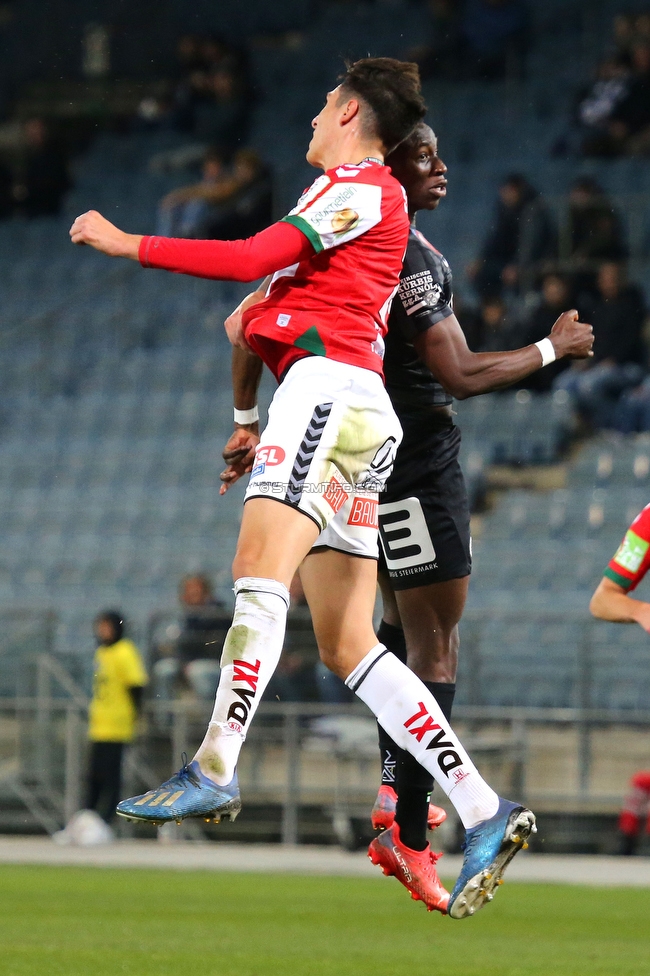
left=548, top=309, right=594, bottom=360
left=219, top=425, right=260, bottom=494
left=632, top=601, right=650, bottom=634
left=69, top=210, right=141, bottom=259
left=224, top=289, right=264, bottom=350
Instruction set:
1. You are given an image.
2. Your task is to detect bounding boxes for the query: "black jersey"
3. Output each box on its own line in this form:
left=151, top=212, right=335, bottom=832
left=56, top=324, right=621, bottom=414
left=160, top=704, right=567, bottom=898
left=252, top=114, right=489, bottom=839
left=383, top=226, right=454, bottom=415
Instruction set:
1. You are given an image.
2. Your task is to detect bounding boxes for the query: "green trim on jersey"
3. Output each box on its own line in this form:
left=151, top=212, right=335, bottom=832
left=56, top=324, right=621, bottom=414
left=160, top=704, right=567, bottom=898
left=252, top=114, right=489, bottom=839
left=603, top=566, right=633, bottom=590
left=294, top=325, right=326, bottom=356
left=281, top=214, right=324, bottom=253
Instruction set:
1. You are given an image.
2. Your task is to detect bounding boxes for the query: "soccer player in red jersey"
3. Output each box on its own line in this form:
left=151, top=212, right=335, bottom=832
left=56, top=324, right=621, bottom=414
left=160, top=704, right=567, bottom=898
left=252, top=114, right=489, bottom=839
left=71, top=60, right=536, bottom=919
left=590, top=507, right=650, bottom=853
left=591, top=504, right=650, bottom=627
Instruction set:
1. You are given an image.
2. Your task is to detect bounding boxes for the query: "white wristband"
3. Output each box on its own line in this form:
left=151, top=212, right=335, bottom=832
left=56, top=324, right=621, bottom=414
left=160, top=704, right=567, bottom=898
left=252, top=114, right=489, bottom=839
left=534, top=337, right=556, bottom=368
left=234, top=405, right=259, bottom=425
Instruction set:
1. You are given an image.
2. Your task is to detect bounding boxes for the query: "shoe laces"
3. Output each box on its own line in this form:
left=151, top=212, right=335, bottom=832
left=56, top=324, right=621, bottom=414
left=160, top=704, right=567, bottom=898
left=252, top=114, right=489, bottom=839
left=165, top=753, right=201, bottom=791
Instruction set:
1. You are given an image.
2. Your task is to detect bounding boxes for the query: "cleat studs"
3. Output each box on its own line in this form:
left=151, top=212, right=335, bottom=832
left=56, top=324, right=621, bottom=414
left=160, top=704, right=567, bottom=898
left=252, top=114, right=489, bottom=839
left=497, top=879, right=504, bottom=886
left=484, top=872, right=492, bottom=880
left=468, top=907, right=475, bottom=916
left=486, top=893, right=494, bottom=901
left=176, top=820, right=182, bottom=826
left=511, top=834, right=520, bottom=843
left=523, top=842, right=529, bottom=850
left=531, top=824, right=538, bottom=833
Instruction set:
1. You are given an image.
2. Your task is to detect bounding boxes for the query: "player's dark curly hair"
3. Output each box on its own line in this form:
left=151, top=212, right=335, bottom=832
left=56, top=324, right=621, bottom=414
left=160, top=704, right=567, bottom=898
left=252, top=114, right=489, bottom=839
left=338, top=58, right=426, bottom=154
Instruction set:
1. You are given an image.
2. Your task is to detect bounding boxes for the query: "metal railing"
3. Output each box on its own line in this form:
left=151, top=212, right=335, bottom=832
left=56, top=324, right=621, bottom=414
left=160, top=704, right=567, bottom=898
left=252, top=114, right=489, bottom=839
left=1, top=656, right=649, bottom=842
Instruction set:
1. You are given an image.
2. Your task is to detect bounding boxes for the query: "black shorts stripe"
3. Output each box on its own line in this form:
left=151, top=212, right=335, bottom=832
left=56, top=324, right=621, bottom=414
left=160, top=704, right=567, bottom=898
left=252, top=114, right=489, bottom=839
left=347, top=648, right=391, bottom=693
left=284, top=402, right=333, bottom=505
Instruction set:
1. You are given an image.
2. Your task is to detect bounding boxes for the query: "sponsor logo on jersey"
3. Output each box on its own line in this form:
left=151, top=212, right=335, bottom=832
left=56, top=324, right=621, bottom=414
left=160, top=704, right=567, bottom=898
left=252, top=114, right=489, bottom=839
left=348, top=496, right=378, bottom=528
left=307, top=185, right=357, bottom=228
left=614, top=529, right=649, bottom=573
left=255, top=446, right=286, bottom=466
left=404, top=702, right=463, bottom=777
left=226, top=658, right=262, bottom=727
left=331, top=208, right=359, bottom=234
left=399, top=270, right=444, bottom=316
left=324, top=476, right=348, bottom=513
left=251, top=462, right=265, bottom=478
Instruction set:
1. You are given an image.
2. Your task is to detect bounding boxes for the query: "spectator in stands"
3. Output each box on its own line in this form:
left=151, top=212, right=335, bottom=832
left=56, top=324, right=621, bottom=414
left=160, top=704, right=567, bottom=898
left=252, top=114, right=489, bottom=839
left=202, top=149, right=272, bottom=240
left=467, top=173, right=556, bottom=298
left=156, top=148, right=271, bottom=240
left=156, top=148, right=232, bottom=237
left=566, top=177, right=626, bottom=289
left=460, top=0, right=529, bottom=81
left=87, top=611, right=147, bottom=823
left=518, top=273, right=574, bottom=391
left=152, top=574, right=230, bottom=701
left=12, top=119, right=70, bottom=218
left=170, top=34, right=250, bottom=152
left=554, top=262, right=647, bottom=428
left=472, top=294, right=522, bottom=351
left=608, top=41, right=650, bottom=156
left=571, top=58, right=632, bottom=157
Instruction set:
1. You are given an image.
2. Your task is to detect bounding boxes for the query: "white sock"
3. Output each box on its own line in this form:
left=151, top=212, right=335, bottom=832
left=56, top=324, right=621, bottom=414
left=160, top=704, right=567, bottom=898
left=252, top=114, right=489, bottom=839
left=194, top=576, right=290, bottom=785
left=346, top=646, right=499, bottom=829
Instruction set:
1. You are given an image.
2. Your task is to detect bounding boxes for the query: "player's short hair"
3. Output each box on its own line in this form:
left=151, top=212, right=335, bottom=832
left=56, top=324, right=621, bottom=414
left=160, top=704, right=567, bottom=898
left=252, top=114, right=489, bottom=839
left=387, top=121, right=436, bottom=163
left=338, top=58, right=426, bottom=154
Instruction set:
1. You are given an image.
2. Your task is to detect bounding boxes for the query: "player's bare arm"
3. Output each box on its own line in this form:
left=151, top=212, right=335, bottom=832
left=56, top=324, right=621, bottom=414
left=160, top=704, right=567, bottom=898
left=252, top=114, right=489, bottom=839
left=414, top=309, right=594, bottom=400
left=220, top=345, right=263, bottom=494
left=590, top=576, right=650, bottom=633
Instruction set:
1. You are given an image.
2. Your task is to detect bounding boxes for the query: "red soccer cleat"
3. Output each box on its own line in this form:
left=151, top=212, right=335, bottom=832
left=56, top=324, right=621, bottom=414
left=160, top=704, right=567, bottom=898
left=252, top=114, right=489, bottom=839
left=368, top=822, right=450, bottom=914
left=371, top=784, right=447, bottom=832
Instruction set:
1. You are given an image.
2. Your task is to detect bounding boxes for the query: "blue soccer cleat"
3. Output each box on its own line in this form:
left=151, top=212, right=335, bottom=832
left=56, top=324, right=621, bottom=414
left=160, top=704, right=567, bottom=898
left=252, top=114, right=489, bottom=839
left=116, top=759, right=241, bottom=825
left=448, top=798, right=536, bottom=919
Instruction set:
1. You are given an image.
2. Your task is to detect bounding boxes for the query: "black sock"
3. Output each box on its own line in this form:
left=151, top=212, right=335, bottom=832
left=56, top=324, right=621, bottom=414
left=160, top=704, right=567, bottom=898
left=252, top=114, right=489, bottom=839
left=376, top=620, right=407, bottom=786
left=395, top=681, right=456, bottom=851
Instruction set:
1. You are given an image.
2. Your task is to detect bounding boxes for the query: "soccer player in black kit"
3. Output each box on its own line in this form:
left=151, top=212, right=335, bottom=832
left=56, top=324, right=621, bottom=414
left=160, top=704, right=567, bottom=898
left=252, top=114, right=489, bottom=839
left=366, top=122, right=594, bottom=907
left=218, top=121, right=593, bottom=914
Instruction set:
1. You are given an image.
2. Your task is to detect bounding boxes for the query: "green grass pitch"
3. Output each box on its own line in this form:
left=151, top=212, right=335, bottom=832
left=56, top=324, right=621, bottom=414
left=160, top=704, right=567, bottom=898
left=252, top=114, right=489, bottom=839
left=0, top=866, right=648, bottom=976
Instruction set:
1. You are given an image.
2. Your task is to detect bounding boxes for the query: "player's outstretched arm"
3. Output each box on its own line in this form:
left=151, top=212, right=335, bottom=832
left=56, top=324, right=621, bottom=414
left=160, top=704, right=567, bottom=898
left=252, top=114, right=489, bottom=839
left=70, top=211, right=143, bottom=258
left=70, top=213, right=314, bottom=282
left=590, top=577, right=650, bottom=633
left=414, top=309, right=594, bottom=400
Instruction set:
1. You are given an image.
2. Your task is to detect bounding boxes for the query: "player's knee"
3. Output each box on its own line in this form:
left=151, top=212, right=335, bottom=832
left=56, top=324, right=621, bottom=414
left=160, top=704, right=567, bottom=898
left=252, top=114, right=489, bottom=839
left=318, top=643, right=358, bottom=680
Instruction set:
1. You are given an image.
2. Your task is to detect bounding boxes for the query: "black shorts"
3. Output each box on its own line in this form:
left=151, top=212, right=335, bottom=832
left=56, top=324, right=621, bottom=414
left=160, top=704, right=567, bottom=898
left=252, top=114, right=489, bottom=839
left=378, top=414, right=471, bottom=590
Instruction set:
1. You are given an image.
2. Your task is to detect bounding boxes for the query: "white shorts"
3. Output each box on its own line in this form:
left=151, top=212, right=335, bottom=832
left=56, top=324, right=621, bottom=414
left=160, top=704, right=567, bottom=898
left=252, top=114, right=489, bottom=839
left=244, top=357, right=403, bottom=559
